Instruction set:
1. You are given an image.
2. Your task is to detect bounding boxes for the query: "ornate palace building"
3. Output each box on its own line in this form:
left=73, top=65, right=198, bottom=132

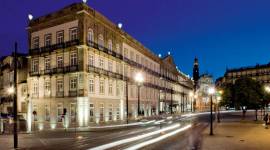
left=19, top=2, right=193, bottom=131
left=216, top=63, right=270, bottom=87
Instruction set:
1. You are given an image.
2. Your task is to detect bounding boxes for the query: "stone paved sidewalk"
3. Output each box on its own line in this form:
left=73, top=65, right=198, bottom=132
left=202, top=120, right=270, bottom=150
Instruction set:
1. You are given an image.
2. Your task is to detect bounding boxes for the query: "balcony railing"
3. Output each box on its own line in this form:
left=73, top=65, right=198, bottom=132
left=69, top=90, right=77, bottom=97
left=29, top=39, right=79, bottom=55
left=56, top=91, right=64, bottom=98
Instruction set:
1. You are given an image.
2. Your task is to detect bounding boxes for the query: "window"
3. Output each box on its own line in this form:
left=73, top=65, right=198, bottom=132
left=99, top=57, right=104, bottom=69
left=56, top=79, right=64, bottom=92
left=100, top=104, right=104, bottom=122
left=116, top=62, right=120, bottom=74
left=57, top=103, right=63, bottom=122
left=33, top=37, right=39, bottom=49
left=87, top=28, right=94, bottom=46
left=44, top=80, right=51, bottom=96
left=124, top=48, right=128, bottom=58
left=124, top=65, right=128, bottom=77
left=109, top=104, right=113, bottom=121
left=108, top=39, right=112, bottom=52
left=130, top=51, right=134, bottom=61
left=116, top=106, right=120, bottom=120
left=99, top=79, right=104, bottom=94
left=89, top=54, right=94, bottom=66
left=70, top=103, right=76, bottom=122
left=70, top=52, right=77, bottom=66
left=57, top=56, right=63, bottom=68
left=89, top=104, right=94, bottom=122
left=98, top=34, right=104, bottom=49
left=136, top=54, right=139, bottom=63
left=45, top=105, right=50, bottom=121
left=32, top=59, right=39, bottom=73
left=70, top=77, right=77, bottom=90
left=44, top=34, right=52, bottom=46
left=109, top=80, right=113, bottom=95
left=116, top=82, right=120, bottom=96
left=108, top=61, right=113, bottom=72
left=70, top=28, right=78, bottom=41
left=89, top=78, right=94, bottom=93
left=56, top=31, right=64, bottom=44
left=45, top=58, right=50, bottom=70
left=116, top=44, right=120, bottom=53
left=33, top=82, right=38, bottom=97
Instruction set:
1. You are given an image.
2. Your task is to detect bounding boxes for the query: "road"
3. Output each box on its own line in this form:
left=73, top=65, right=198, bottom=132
left=0, top=111, right=253, bottom=150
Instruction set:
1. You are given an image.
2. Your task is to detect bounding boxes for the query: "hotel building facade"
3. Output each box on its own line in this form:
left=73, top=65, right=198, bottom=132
left=18, top=2, right=193, bottom=131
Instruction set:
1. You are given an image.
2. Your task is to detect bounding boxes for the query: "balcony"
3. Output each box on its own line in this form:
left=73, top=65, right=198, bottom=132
left=44, top=69, right=51, bottom=75
left=29, top=39, right=79, bottom=55
left=56, top=91, right=64, bottom=98
left=69, top=90, right=77, bottom=97
left=29, top=71, right=39, bottom=76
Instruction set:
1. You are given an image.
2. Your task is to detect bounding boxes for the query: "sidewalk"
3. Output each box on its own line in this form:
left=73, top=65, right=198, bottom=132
left=201, top=120, right=270, bottom=150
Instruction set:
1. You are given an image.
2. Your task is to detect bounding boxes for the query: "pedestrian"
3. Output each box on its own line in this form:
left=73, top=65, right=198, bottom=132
left=264, top=113, right=268, bottom=129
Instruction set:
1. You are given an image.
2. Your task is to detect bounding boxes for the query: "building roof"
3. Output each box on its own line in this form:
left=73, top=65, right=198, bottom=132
left=226, top=63, right=270, bottom=73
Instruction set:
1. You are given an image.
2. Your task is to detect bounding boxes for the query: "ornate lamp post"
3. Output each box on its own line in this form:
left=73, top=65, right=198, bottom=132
left=134, top=72, right=144, bottom=117
left=208, top=87, right=215, bottom=135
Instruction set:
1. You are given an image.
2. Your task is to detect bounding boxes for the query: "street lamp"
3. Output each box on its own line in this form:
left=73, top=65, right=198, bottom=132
left=8, top=87, right=15, bottom=95
left=264, top=86, right=270, bottom=115
left=208, top=87, right=215, bottom=135
left=134, top=72, right=144, bottom=117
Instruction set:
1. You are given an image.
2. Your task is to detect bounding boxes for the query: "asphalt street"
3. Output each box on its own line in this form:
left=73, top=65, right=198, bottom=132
left=0, top=111, right=252, bottom=150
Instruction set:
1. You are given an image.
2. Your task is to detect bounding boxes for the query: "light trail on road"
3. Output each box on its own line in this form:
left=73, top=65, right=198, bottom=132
left=124, top=124, right=192, bottom=150
left=88, top=124, right=180, bottom=150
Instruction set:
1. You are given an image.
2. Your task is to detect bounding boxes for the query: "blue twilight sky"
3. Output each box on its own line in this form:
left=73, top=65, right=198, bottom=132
left=1, top=0, right=270, bottom=79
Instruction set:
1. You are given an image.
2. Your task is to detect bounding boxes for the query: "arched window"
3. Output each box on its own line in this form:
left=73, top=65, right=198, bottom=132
left=98, top=34, right=104, bottom=50
left=87, top=28, right=94, bottom=46
left=108, top=39, right=112, bottom=52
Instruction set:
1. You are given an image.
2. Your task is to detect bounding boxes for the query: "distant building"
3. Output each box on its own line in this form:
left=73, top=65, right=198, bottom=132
left=0, top=53, right=28, bottom=116
left=196, top=74, right=215, bottom=111
left=216, top=63, right=270, bottom=87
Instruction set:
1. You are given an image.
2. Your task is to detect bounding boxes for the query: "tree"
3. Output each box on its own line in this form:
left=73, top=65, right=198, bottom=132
left=220, top=77, right=264, bottom=120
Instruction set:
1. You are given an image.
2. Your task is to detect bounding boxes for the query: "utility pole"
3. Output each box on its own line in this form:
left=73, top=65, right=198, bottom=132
left=13, top=42, right=18, bottom=148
